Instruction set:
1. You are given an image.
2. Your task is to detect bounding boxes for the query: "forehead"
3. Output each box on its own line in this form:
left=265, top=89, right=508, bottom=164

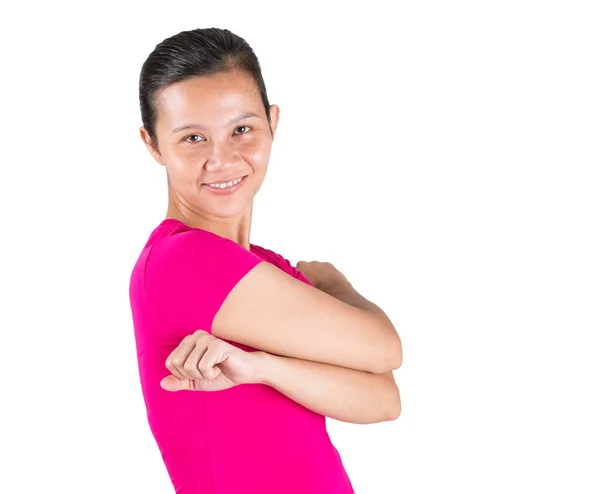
left=155, top=71, right=261, bottom=127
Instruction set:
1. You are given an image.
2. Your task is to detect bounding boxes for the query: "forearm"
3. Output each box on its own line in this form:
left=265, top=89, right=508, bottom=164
left=254, top=351, right=401, bottom=424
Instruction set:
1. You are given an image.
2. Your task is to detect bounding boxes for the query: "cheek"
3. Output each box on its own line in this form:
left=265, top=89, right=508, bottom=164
left=164, top=146, right=203, bottom=170
left=162, top=158, right=196, bottom=187
left=240, top=138, right=271, bottom=169
left=164, top=138, right=271, bottom=174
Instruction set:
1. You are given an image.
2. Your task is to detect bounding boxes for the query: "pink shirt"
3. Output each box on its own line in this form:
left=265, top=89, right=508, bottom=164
left=129, top=219, right=355, bottom=493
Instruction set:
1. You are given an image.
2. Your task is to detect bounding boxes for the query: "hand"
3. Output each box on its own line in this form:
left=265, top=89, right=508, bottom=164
left=295, top=260, right=350, bottom=293
left=160, top=330, right=264, bottom=392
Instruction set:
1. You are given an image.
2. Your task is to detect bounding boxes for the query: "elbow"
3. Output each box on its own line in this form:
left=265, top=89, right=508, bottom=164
left=384, top=380, right=402, bottom=422
left=371, top=383, right=401, bottom=423
left=389, top=340, right=403, bottom=370
left=371, top=334, right=403, bottom=374
left=386, top=392, right=402, bottom=421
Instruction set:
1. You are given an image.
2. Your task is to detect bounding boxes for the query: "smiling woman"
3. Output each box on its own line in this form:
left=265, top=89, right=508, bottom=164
left=140, top=67, right=278, bottom=226
left=129, top=27, right=402, bottom=494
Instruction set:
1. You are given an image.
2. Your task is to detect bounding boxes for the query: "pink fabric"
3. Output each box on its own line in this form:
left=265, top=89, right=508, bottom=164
left=129, top=219, right=355, bottom=493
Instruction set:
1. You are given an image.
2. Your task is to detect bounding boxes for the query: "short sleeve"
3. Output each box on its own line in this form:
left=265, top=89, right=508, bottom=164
left=254, top=245, right=313, bottom=286
left=144, top=227, right=263, bottom=338
left=288, top=263, right=312, bottom=285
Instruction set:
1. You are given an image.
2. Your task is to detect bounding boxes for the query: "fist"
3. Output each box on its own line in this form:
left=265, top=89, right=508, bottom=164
left=161, top=330, right=263, bottom=392
left=295, top=260, right=349, bottom=292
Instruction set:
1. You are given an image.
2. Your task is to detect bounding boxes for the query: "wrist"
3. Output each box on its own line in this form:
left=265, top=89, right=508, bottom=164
left=250, top=351, right=277, bottom=385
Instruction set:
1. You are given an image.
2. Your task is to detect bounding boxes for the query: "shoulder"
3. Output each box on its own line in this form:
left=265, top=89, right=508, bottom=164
left=251, top=244, right=287, bottom=267
left=251, top=243, right=312, bottom=286
left=149, top=219, right=257, bottom=263
left=145, top=220, right=263, bottom=294
left=142, top=220, right=265, bottom=333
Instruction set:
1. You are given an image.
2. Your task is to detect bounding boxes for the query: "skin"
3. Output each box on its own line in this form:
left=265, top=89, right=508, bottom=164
left=141, top=70, right=280, bottom=249
left=139, top=70, right=401, bottom=423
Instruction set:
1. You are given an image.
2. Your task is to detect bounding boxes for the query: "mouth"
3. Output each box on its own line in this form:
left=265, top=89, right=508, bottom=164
left=202, top=174, right=248, bottom=193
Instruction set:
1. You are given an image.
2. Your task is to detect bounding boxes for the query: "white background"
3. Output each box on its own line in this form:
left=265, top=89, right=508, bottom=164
left=1, top=1, right=599, bottom=493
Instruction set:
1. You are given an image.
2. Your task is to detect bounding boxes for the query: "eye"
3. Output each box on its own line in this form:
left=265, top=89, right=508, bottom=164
left=184, top=134, right=204, bottom=143
left=234, top=125, right=252, bottom=135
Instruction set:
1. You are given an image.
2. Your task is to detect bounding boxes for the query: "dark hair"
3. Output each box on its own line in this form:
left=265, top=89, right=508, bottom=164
left=139, top=27, right=272, bottom=146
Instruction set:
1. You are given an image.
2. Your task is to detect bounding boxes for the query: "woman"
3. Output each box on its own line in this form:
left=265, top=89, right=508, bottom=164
left=129, top=27, right=403, bottom=494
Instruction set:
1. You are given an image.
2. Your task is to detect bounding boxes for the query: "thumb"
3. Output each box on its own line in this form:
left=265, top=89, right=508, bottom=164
left=160, top=374, right=190, bottom=392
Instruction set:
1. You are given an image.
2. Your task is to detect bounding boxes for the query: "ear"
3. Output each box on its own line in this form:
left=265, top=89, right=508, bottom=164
left=269, top=104, right=280, bottom=138
left=139, top=126, right=165, bottom=166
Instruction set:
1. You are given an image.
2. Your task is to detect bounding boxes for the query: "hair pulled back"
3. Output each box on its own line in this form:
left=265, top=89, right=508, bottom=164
left=139, top=27, right=272, bottom=144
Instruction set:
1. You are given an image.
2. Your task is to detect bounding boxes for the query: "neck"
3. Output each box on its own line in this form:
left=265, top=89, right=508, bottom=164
left=165, top=203, right=253, bottom=251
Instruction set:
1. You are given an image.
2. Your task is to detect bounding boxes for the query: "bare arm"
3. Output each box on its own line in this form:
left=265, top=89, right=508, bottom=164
left=213, top=262, right=402, bottom=374
left=248, top=274, right=401, bottom=423
left=158, top=244, right=402, bottom=421
left=321, top=277, right=397, bottom=334
left=322, top=275, right=402, bottom=387
left=251, top=351, right=401, bottom=423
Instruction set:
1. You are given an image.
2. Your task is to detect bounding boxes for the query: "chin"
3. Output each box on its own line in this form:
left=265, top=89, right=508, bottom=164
left=205, top=201, right=249, bottom=219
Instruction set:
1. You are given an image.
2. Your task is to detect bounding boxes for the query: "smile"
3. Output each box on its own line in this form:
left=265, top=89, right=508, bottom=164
left=205, top=176, right=246, bottom=190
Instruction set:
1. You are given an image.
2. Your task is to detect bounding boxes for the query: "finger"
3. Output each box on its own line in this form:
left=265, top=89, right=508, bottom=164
left=160, top=375, right=185, bottom=391
left=161, top=375, right=218, bottom=392
left=184, top=342, right=210, bottom=379
left=165, top=335, right=195, bottom=379
left=198, top=339, right=225, bottom=381
left=160, top=375, right=201, bottom=392
left=166, top=335, right=201, bottom=380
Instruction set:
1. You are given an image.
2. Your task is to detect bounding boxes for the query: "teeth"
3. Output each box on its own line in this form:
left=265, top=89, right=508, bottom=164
left=208, top=177, right=243, bottom=189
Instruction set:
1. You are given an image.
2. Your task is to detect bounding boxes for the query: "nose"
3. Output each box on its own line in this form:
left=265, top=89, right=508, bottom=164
left=204, top=140, right=237, bottom=173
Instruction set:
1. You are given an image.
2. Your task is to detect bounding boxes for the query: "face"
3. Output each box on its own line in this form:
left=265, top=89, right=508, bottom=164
left=140, top=70, right=280, bottom=220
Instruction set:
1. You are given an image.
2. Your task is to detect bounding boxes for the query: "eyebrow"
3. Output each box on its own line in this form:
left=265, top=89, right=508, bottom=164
left=172, top=112, right=262, bottom=134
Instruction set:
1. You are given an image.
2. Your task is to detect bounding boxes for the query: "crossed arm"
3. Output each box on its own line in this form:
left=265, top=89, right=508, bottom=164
left=256, top=353, right=400, bottom=424
left=236, top=276, right=402, bottom=424
left=155, top=233, right=403, bottom=424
